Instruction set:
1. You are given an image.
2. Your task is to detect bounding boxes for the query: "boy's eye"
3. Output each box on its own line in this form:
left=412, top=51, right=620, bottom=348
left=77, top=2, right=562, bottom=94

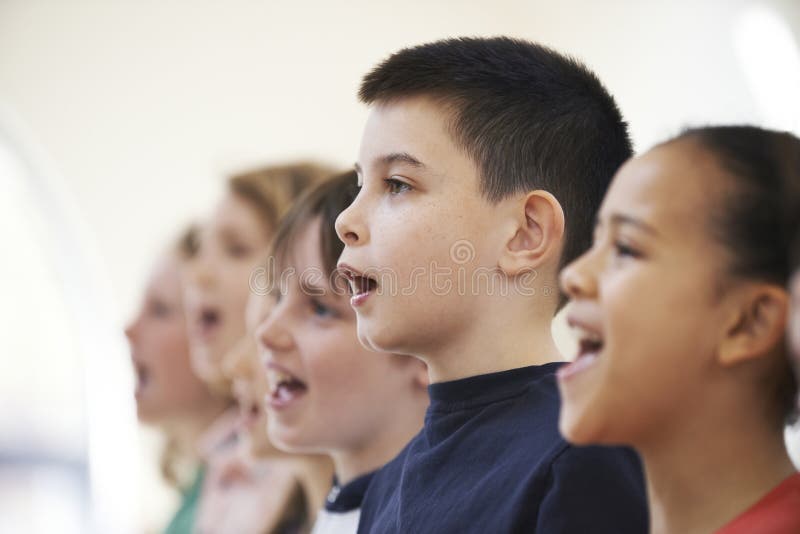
left=385, top=177, right=412, bottom=195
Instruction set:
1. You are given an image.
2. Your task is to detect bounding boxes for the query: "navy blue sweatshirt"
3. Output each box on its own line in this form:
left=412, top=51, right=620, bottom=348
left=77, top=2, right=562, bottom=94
left=356, top=363, right=648, bottom=533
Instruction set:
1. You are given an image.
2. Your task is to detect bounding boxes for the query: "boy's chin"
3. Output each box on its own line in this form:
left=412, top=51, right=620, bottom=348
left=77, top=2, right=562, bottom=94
left=356, top=319, right=400, bottom=354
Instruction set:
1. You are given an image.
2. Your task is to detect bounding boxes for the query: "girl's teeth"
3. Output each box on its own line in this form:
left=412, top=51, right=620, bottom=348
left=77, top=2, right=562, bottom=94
left=571, top=325, right=602, bottom=344
left=267, top=369, right=293, bottom=391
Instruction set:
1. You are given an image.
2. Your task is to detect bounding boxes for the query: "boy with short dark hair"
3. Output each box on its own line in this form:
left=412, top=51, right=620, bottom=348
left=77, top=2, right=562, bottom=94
left=335, top=37, right=648, bottom=533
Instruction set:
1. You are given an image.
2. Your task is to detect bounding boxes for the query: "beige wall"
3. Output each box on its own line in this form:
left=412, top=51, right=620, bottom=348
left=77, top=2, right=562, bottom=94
left=4, top=0, right=796, bottom=321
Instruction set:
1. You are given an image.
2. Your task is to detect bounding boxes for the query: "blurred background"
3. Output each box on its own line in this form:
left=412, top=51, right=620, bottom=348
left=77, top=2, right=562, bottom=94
left=1, top=0, right=799, bottom=532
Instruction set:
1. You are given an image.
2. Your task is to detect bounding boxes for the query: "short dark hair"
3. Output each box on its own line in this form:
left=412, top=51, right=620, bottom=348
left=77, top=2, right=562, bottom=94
left=269, top=170, right=360, bottom=280
left=675, top=125, right=800, bottom=423
left=791, top=202, right=800, bottom=277
left=792, top=231, right=800, bottom=276
left=359, top=37, right=633, bottom=287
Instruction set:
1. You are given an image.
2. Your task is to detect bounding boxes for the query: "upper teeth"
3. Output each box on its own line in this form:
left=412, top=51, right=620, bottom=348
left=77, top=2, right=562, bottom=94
left=266, top=369, right=295, bottom=392
left=572, top=325, right=602, bottom=344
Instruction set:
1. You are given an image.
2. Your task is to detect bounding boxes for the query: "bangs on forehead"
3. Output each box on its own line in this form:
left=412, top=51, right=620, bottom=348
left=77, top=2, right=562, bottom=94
left=264, top=170, right=359, bottom=290
left=266, top=207, right=317, bottom=293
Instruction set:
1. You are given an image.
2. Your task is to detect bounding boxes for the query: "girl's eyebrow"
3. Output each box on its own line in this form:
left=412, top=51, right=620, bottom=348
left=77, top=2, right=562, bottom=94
left=595, top=213, right=661, bottom=237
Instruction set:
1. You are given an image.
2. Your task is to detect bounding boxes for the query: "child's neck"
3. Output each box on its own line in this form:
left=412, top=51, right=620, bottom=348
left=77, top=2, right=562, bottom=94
left=332, top=392, right=427, bottom=485
left=168, top=397, right=230, bottom=462
left=287, top=455, right=335, bottom=514
left=424, top=302, right=562, bottom=383
left=641, top=406, right=795, bottom=534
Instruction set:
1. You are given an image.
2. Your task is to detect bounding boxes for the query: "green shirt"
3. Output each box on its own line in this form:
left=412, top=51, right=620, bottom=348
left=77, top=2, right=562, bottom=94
left=164, top=467, right=205, bottom=534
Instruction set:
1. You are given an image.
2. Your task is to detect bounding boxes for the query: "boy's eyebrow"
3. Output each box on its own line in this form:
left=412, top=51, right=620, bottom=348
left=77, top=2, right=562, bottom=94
left=381, top=152, right=426, bottom=168
left=354, top=153, right=426, bottom=178
left=603, top=213, right=660, bottom=236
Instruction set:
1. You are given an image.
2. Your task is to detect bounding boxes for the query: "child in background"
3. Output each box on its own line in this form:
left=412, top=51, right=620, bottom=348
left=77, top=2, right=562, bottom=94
left=125, top=226, right=229, bottom=534
left=558, top=126, right=800, bottom=534
left=217, top=283, right=335, bottom=533
left=336, top=37, right=647, bottom=533
left=183, top=162, right=334, bottom=533
left=258, top=172, right=429, bottom=534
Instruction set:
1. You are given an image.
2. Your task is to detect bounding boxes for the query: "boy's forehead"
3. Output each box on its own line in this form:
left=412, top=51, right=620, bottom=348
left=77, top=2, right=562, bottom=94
left=357, top=96, right=462, bottom=174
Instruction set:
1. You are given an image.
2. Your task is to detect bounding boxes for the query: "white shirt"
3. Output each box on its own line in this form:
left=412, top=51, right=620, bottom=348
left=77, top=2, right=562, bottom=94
left=310, top=508, right=361, bottom=534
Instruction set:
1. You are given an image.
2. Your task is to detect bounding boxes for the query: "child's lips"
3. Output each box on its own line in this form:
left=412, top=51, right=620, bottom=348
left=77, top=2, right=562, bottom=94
left=191, top=305, right=223, bottom=343
left=337, top=263, right=378, bottom=308
left=265, top=363, right=308, bottom=411
left=132, top=359, right=150, bottom=398
left=557, top=352, right=600, bottom=381
left=558, top=318, right=604, bottom=382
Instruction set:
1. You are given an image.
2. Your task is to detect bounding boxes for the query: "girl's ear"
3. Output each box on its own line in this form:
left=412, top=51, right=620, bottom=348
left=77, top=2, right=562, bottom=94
left=498, top=191, right=565, bottom=277
left=718, top=284, right=789, bottom=367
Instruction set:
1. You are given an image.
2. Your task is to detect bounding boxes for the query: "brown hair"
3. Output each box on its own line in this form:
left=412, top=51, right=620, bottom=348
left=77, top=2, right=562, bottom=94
left=175, top=223, right=201, bottom=260
left=228, top=162, right=337, bottom=235
left=268, top=170, right=359, bottom=282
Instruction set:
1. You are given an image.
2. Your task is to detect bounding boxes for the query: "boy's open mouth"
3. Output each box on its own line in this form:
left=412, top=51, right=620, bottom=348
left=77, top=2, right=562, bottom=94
left=266, top=365, right=308, bottom=410
left=558, top=321, right=604, bottom=381
left=337, top=264, right=378, bottom=307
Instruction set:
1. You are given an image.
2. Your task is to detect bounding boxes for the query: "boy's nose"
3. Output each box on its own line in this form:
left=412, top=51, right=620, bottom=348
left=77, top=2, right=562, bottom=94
left=335, top=198, right=368, bottom=246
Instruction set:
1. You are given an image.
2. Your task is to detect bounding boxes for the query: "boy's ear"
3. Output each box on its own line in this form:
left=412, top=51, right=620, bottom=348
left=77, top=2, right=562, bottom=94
left=718, top=284, right=789, bottom=367
left=498, top=190, right=565, bottom=276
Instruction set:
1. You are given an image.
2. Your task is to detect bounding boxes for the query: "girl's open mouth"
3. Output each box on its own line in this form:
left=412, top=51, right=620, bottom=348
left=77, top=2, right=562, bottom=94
left=266, top=366, right=308, bottom=410
left=558, top=323, right=604, bottom=381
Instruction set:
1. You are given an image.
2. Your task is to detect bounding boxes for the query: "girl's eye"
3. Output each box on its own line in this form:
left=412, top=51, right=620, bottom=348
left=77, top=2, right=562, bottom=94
left=226, top=242, right=251, bottom=259
left=613, top=241, right=642, bottom=259
left=385, top=177, right=412, bottom=195
left=149, top=301, right=172, bottom=318
left=311, top=298, right=336, bottom=318
left=269, top=288, right=282, bottom=305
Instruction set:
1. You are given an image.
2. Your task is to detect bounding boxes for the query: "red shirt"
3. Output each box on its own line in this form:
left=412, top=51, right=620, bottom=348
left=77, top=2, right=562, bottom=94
left=715, top=472, right=800, bottom=534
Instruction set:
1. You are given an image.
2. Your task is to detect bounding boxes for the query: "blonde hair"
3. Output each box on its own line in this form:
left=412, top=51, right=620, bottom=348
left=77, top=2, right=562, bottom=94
left=227, top=162, right=337, bottom=234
